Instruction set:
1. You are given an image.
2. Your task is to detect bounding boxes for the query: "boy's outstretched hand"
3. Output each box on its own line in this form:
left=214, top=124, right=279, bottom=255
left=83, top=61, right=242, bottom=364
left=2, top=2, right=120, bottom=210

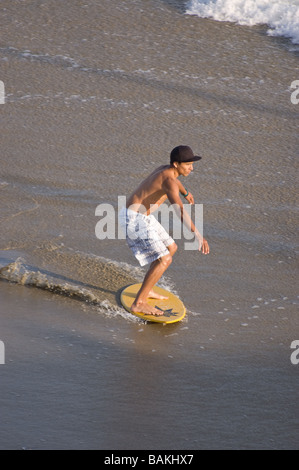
left=200, top=237, right=210, bottom=255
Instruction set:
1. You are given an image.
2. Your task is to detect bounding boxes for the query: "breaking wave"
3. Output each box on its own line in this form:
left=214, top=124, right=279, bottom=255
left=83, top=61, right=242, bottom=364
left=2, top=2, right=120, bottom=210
left=0, top=251, right=177, bottom=322
left=186, top=0, right=299, bottom=45
left=0, top=257, right=135, bottom=319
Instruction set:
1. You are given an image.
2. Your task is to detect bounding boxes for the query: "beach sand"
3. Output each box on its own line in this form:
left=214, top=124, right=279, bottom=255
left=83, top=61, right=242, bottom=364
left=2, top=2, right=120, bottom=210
left=1, top=278, right=297, bottom=450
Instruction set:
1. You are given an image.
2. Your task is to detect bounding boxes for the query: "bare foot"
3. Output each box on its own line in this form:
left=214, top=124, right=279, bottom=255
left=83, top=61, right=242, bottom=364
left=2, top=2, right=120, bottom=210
left=148, top=289, right=168, bottom=300
left=131, top=301, right=164, bottom=316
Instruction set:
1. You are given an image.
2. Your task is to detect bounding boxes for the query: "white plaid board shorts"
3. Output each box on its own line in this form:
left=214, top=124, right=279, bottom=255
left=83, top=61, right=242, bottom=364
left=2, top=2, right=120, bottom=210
left=119, top=207, right=175, bottom=267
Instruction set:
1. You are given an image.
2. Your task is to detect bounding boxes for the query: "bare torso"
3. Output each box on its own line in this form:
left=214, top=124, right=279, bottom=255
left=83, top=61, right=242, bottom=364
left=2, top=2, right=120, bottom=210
left=126, top=165, right=177, bottom=215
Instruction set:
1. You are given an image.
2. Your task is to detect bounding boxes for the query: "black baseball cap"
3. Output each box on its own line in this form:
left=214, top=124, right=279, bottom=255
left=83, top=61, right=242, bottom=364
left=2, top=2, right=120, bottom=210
left=170, top=145, right=202, bottom=164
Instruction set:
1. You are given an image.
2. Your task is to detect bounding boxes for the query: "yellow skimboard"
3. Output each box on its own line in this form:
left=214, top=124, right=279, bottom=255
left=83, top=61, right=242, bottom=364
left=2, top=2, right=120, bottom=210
left=120, top=283, right=186, bottom=324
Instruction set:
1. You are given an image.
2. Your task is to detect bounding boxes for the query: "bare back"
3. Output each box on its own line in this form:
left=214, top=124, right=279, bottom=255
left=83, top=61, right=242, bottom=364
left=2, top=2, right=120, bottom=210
left=126, top=165, right=178, bottom=215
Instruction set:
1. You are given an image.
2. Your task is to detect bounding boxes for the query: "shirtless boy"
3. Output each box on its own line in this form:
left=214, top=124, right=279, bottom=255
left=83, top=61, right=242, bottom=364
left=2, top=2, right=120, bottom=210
left=120, top=145, right=210, bottom=316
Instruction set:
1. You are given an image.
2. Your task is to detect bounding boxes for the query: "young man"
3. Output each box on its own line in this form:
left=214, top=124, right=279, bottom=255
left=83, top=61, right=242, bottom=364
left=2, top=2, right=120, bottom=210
left=120, top=145, right=210, bottom=316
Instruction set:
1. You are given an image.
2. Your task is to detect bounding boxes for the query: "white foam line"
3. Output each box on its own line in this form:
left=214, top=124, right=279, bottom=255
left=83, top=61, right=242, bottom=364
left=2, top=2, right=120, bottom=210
left=186, top=0, right=299, bottom=45
left=0, top=252, right=179, bottom=324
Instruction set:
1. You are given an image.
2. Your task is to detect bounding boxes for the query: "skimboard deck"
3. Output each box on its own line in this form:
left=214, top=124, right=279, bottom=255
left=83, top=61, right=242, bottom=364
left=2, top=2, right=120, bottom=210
left=120, top=283, right=186, bottom=324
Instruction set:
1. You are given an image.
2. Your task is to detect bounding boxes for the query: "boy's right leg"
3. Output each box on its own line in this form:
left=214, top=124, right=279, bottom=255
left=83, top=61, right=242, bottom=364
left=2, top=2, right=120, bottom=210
left=131, top=253, right=173, bottom=316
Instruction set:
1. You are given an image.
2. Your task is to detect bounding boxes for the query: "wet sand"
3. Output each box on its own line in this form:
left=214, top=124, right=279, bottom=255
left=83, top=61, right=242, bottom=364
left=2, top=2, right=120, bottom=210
left=1, top=279, right=298, bottom=450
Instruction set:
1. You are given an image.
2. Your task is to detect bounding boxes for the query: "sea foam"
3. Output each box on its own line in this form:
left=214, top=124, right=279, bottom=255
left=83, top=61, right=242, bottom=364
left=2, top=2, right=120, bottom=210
left=186, top=0, right=299, bottom=44
left=0, top=258, right=138, bottom=322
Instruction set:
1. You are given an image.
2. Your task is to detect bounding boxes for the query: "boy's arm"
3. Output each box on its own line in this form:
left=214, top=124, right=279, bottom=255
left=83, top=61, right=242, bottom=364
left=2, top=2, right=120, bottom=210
left=176, top=179, right=195, bottom=205
left=163, top=178, right=209, bottom=254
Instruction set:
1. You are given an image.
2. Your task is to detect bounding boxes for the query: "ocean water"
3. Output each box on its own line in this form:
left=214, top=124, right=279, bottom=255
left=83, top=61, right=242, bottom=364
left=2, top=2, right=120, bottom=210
left=186, top=0, right=299, bottom=46
left=0, top=0, right=298, bottom=450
